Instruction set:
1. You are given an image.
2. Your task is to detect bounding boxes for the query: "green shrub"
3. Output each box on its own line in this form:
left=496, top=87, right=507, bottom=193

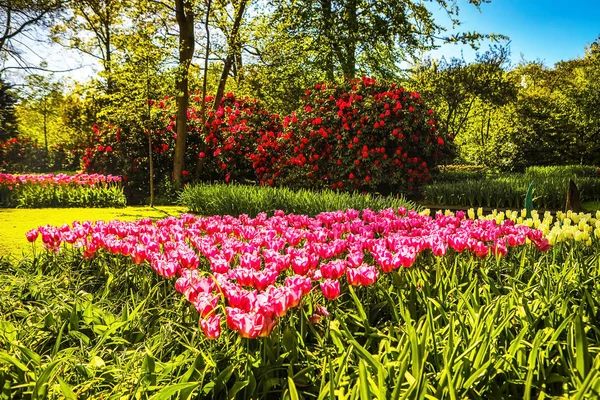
left=179, top=182, right=418, bottom=217
left=525, top=165, right=599, bottom=179
left=434, top=165, right=494, bottom=182
left=424, top=165, right=600, bottom=209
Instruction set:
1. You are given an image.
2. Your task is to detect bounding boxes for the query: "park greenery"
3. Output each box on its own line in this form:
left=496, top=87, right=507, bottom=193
left=1, top=0, right=600, bottom=398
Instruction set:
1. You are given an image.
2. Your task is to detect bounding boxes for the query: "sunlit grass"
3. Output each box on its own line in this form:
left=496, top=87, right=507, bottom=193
left=0, top=206, right=187, bottom=257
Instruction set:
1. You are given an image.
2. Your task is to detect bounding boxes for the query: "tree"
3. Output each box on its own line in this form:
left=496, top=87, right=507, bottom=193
left=60, top=83, right=101, bottom=148
left=268, top=0, right=505, bottom=80
left=0, top=78, right=18, bottom=140
left=172, top=0, right=196, bottom=189
left=16, top=74, right=69, bottom=153
left=410, top=45, right=518, bottom=166
left=0, top=0, right=65, bottom=75
left=50, top=0, right=129, bottom=93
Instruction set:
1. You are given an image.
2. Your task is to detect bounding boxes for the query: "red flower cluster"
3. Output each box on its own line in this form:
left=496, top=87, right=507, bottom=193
left=182, top=93, right=283, bottom=182
left=251, top=77, right=451, bottom=192
left=82, top=78, right=451, bottom=197
left=30, top=208, right=550, bottom=339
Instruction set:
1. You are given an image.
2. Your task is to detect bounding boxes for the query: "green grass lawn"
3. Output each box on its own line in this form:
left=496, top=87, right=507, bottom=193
left=0, top=206, right=187, bottom=258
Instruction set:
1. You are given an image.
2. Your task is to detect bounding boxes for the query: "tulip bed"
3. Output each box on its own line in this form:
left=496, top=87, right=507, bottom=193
left=28, top=208, right=550, bottom=340
left=2, top=208, right=600, bottom=398
left=0, top=173, right=127, bottom=208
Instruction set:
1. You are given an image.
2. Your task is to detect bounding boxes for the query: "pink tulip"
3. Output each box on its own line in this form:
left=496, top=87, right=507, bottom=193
left=320, top=279, right=341, bottom=300
left=25, top=228, right=39, bottom=242
left=194, top=292, right=220, bottom=317
left=200, top=314, right=221, bottom=339
left=320, top=259, right=347, bottom=279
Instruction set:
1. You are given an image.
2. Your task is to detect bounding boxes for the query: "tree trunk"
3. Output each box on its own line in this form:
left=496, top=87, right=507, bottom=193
left=319, top=0, right=334, bottom=81
left=342, top=0, right=357, bottom=78
left=172, top=0, right=195, bottom=190
left=194, top=0, right=212, bottom=180
left=213, top=0, right=248, bottom=109
left=105, top=16, right=113, bottom=93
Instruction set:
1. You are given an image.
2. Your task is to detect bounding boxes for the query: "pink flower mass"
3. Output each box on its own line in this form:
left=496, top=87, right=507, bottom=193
left=0, top=173, right=122, bottom=186
left=29, top=208, right=550, bottom=339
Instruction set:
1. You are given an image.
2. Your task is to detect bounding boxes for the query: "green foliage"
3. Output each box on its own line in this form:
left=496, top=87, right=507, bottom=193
left=0, top=137, right=47, bottom=172
left=410, top=39, right=600, bottom=171
left=0, top=79, right=18, bottom=141
left=179, top=182, right=418, bottom=217
left=268, top=0, right=503, bottom=80
left=15, top=74, right=75, bottom=150
left=525, top=165, right=600, bottom=179
left=434, top=165, right=494, bottom=182
left=424, top=165, right=600, bottom=209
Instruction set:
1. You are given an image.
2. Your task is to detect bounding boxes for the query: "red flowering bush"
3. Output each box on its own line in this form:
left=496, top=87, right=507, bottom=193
left=83, top=93, right=281, bottom=202
left=83, top=78, right=450, bottom=201
left=82, top=100, right=176, bottom=203
left=253, top=77, right=452, bottom=193
left=0, top=138, right=83, bottom=173
left=0, top=137, right=47, bottom=172
left=183, top=93, right=282, bottom=183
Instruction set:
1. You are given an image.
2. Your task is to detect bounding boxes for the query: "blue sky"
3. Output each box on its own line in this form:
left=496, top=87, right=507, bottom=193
left=428, top=0, right=600, bottom=67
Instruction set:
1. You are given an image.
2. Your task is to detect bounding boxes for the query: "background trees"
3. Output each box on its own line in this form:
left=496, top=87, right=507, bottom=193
left=1, top=0, right=599, bottom=193
left=0, top=0, right=65, bottom=75
left=0, top=78, right=17, bottom=140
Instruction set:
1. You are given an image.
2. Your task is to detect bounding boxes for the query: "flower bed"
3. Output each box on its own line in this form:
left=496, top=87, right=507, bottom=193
left=29, top=208, right=550, bottom=339
left=0, top=173, right=126, bottom=208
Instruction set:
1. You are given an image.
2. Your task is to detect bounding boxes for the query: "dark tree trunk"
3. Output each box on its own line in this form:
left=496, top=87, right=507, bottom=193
left=319, top=0, right=335, bottom=81
left=213, top=0, right=248, bottom=109
left=194, top=0, right=212, bottom=180
left=172, top=0, right=195, bottom=189
left=342, top=0, right=357, bottom=78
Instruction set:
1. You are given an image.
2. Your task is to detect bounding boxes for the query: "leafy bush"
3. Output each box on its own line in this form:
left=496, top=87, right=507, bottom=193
left=179, top=182, right=417, bottom=217
left=0, top=137, right=83, bottom=173
left=252, top=77, right=451, bottom=193
left=82, top=116, right=174, bottom=204
left=525, top=165, right=600, bottom=179
left=0, top=137, right=47, bottom=172
left=82, top=94, right=281, bottom=203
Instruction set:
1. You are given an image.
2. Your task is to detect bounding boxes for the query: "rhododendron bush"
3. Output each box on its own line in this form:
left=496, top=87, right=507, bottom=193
left=0, top=137, right=83, bottom=173
left=184, top=93, right=283, bottom=183
left=82, top=77, right=450, bottom=202
left=252, top=77, right=452, bottom=192
left=29, top=208, right=549, bottom=339
left=82, top=93, right=281, bottom=201
left=82, top=114, right=175, bottom=203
